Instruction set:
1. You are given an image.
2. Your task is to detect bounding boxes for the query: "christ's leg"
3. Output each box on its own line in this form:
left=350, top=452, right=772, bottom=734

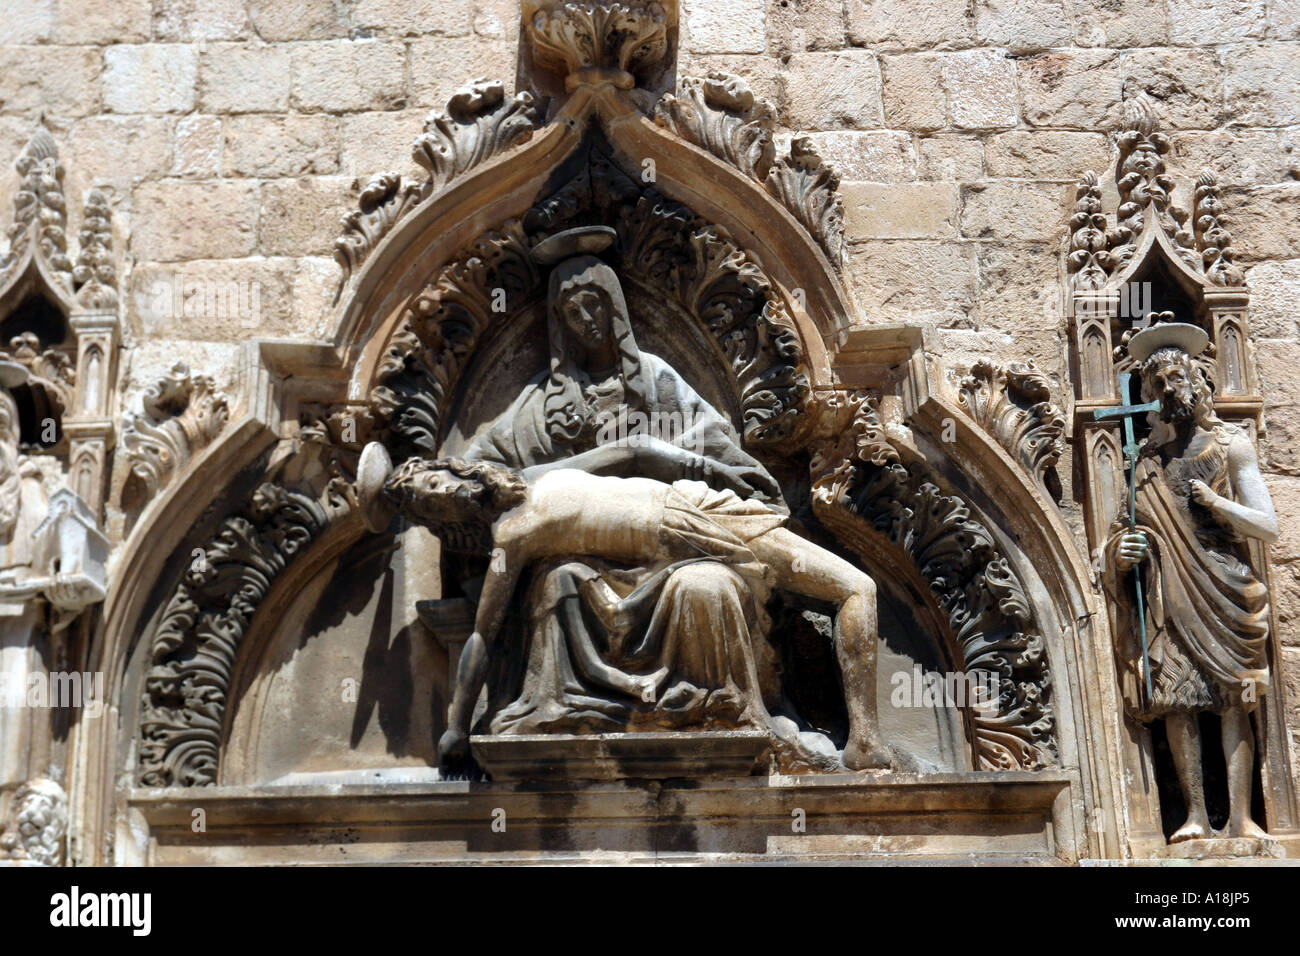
left=1165, top=712, right=1211, bottom=842
left=759, top=529, right=889, bottom=770
left=438, top=630, right=487, bottom=768
left=1222, top=707, right=1268, bottom=839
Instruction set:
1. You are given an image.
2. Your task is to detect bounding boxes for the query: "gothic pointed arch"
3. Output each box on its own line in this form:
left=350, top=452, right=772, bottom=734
left=75, top=0, right=1153, bottom=868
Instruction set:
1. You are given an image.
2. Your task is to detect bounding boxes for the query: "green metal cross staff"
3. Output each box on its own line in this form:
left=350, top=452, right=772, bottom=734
left=1094, top=372, right=1162, bottom=705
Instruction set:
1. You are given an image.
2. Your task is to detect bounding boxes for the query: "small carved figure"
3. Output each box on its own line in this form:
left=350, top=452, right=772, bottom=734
left=1102, top=322, right=1277, bottom=843
left=0, top=777, right=67, bottom=866
left=359, top=443, right=889, bottom=773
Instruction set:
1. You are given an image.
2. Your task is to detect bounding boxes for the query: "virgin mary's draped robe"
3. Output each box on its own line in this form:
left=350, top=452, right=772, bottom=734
left=462, top=351, right=798, bottom=737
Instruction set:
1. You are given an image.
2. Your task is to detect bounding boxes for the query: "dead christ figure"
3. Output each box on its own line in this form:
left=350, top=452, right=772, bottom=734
left=359, top=442, right=889, bottom=772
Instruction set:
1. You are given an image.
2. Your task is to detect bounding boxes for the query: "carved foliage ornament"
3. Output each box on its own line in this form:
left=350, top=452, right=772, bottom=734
left=334, top=80, right=540, bottom=293
left=653, top=73, right=774, bottom=181
left=1069, top=94, right=1241, bottom=292
left=654, top=73, right=845, bottom=268
left=0, top=129, right=119, bottom=309
left=956, top=360, right=1065, bottom=499
left=369, top=150, right=809, bottom=461
left=1192, top=171, right=1244, bottom=287
left=120, top=363, right=230, bottom=507
left=137, top=474, right=356, bottom=787
left=73, top=189, right=117, bottom=309
left=528, top=1, right=669, bottom=85
left=811, top=394, right=1057, bottom=772
left=1, top=128, right=72, bottom=292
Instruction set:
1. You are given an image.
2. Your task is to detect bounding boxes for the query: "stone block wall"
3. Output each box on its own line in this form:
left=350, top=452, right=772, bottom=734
left=1, top=0, right=1298, bottom=767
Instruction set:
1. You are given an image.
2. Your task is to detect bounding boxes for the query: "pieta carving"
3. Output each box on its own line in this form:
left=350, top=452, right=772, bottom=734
left=368, top=146, right=810, bottom=462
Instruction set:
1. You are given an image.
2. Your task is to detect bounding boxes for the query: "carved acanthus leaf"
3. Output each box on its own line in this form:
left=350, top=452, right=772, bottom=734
left=334, top=80, right=539, bottom=297
left=72, top=188, right=117, bottom=309
left=811, top=397, right=1057, bottom=772
left=1067, top=171, right=1111, bottom=292
left=808, top=392, right=900, bottom=510
left=653, top=72, right=775, bottom=181
left=528, top=0, right=668, bottom=83
left=0, top=128, right=73, bottom=292
left=1192, top=171, right=1244, bottom=287
left=120, top=363, right=229, bottom=506
left=412, top=80, right=540, bottom=194
left=957, top=360, right=1064, bottom=498
left=370, top=219, right=537, bottom=457
left=766, top=137, right=845, bottom=270
left=333, top=172, right=424, bottom=297
left=137, top=473, right=355, bottom=787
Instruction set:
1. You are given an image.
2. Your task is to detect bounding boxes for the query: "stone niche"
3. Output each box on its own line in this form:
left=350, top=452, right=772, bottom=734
left=51, top=1, right=1295, bottom=866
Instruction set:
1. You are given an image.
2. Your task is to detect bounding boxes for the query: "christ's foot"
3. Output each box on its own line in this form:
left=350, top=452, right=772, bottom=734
left=1169, top=815, right=1210, bottom=843
left=842, top=739, right=892, bottom=771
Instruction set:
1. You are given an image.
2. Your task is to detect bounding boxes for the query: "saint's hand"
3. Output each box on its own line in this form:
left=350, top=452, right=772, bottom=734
left=1116, top=531, right=1149, bottom=570
left=1189, top=479, right=1218, bottom=509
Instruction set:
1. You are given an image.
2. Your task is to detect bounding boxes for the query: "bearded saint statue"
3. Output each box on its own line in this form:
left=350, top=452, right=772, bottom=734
left=1101, top=322, right=1277, bottom=843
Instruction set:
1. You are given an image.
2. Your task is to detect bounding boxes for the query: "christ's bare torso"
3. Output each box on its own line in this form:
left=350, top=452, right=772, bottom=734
left=495, top=469, right=670, bottom=565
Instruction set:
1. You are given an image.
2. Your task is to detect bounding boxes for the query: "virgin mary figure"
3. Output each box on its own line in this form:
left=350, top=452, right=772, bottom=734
left=455, top=227, right=847, bottom=768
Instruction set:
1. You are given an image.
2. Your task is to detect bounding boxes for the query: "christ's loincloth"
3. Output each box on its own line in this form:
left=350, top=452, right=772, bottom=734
left=655, top=480, right=788, bottom=587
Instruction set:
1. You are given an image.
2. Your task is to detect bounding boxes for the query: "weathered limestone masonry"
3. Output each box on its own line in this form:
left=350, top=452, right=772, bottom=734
left=0, top=0, right=1298, bottom=864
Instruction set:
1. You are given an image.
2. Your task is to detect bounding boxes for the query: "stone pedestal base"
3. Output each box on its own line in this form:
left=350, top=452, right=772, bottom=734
left=1160, top=836, right=1285, bottom=860
left=471, top=731, right=771, bottom=781
left=127, top=770, right=1078, bottom=864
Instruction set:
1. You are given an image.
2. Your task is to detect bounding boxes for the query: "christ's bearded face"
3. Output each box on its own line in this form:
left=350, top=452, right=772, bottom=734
left=403, top=468, right=489, bottom=527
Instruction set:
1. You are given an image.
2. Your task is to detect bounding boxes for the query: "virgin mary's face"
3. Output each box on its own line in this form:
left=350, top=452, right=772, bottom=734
left=559, top=287, right=612, bottom=351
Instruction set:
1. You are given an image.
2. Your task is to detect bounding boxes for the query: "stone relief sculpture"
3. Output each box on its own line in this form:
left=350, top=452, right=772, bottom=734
left=58, top=0, right=1290, bottom=867
left=0, top=777, right=67, bottom=866
left=0, top=361, right=106, bottom=800
left=360, top=445, right=889, bottom=773
left=1101, top=322, right=1276, bottom=843
left=367, top=226, right=887, bottom=773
